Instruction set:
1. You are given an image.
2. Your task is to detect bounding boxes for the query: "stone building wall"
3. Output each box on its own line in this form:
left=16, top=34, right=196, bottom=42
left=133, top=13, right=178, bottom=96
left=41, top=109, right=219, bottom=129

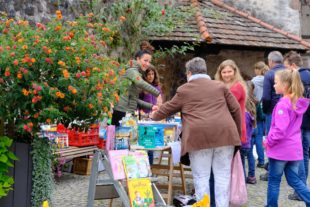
left=224, top=0, right=302, bottom=35
left=0, top=0, right=91, bottom=24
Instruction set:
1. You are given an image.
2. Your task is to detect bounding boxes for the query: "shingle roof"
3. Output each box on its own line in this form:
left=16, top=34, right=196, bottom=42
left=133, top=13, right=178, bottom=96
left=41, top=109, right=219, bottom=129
left=150, top=0, right=310, bottom=50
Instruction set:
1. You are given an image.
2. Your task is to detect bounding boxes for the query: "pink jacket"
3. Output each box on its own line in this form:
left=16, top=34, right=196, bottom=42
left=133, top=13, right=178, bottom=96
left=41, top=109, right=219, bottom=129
left=266, top=97, right=310, bottom=161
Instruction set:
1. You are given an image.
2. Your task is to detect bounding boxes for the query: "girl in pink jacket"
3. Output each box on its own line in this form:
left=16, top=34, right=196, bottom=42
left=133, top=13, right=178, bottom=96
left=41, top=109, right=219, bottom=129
left=264, top=70, right=310, bottom=207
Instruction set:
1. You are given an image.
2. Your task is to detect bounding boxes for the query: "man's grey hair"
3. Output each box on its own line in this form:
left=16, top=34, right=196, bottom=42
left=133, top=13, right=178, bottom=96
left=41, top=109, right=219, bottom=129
left=268, top=51, right=283, bottom=64
left=185, top=57, right=207, bottom=75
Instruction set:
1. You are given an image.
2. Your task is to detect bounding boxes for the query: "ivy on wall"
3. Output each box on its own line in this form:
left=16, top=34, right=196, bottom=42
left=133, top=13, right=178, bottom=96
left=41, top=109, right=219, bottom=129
left=31, top=137, right=54, bottom=207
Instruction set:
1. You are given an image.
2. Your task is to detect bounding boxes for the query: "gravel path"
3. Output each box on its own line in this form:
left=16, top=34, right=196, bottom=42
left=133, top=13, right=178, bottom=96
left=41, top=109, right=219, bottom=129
left=51, top=164, right=306, bottom=207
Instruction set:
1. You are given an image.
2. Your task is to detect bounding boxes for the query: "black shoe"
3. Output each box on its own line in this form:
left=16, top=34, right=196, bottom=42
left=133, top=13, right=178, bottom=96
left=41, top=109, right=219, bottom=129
left=288, top=193, right=302, bottom=201
left=257, top=163, right=265, bottom=168
left=260, top=172, right=268, bottom=181
left=264, top=162, right=269, bottom=171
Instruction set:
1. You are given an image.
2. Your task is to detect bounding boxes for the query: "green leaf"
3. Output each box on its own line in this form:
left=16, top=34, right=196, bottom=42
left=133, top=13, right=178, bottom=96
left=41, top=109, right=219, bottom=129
left=7, top=151, right=18, bottom=161
left=0, top=154, right=8, bottom=163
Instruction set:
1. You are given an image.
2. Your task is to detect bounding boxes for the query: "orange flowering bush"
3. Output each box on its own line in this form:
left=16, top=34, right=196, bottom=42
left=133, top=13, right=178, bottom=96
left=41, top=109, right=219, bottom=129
left=0, top=11, right=125, bottom=138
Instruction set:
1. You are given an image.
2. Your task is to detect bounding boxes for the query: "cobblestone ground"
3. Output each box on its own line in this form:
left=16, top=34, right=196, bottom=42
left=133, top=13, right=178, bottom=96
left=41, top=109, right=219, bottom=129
left=51, top=165, right=306, bottom=207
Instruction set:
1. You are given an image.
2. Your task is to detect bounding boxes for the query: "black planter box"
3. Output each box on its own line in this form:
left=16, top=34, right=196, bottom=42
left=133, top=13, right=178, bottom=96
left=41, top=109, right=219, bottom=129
left=0, top=142, right=32, bottom=207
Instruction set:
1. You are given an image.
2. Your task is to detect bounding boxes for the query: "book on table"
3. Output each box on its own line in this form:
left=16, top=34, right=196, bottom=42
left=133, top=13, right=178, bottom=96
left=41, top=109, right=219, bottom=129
left=108, top=149, right=129, bottom=180
left=127, top=178, right=155, bottom=207
left=123, top=151, right=152, bottom=179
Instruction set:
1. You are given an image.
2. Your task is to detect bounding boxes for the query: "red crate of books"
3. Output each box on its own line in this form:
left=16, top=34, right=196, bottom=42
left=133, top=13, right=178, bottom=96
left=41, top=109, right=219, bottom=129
left=68, top=126, right=99, bottom=147
left=97, top=139, right=106, bottom=149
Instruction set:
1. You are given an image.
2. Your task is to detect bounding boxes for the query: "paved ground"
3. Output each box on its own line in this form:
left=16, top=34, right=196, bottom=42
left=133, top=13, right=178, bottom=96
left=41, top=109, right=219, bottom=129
left=51, top=163, right=307, bottom=207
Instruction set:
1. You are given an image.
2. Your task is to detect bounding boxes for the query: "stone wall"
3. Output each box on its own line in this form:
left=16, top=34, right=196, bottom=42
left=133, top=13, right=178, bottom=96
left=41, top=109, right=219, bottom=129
left=224, top=0, right=302, bottom=35
left=0, top=0, right=91, bottom=24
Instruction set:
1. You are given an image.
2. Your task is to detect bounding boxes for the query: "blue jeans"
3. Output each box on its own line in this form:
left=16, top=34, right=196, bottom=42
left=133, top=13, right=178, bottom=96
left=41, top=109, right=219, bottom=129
left=299, top=129, right=310, bottom=185
left=240, top=148, right=255, bottom=177
left=252, top=120, right=265, bottom=165
left=265, top=114, right=272, bottom=135
left=266, top=158, right=310, bottom=207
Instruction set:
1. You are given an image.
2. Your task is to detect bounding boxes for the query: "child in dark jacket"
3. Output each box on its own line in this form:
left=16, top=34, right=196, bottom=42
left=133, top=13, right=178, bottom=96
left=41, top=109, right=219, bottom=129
left=240, top=81, right=257, bottom=184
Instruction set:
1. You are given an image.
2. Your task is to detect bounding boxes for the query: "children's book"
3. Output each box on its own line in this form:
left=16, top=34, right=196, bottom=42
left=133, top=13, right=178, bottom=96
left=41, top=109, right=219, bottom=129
left=123, top=155, right=140, bottom=179
left=130, top=151, right=152, bottom=178
left=127, top=178, right=155, bottom=207
left=105, top=125, right=115, bottom=151
left=108, top=149, right=129, bottom=180
left=115, top=127, right=131, bottom=149
left=138, top=126, right=156, bottom=148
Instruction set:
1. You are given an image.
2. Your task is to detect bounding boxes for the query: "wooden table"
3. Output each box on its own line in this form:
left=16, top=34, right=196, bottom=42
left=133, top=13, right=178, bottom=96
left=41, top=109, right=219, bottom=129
left=54, top=146, right=97, bottom=160
left=131, top=145, right=187, bottom=205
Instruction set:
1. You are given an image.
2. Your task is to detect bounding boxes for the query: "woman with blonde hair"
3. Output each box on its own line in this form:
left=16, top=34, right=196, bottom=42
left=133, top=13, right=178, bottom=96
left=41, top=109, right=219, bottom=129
left=215, top=59, right=247, bottom=143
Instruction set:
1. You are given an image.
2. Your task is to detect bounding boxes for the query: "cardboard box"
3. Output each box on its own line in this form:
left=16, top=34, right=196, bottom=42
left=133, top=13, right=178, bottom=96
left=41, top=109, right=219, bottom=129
left=73, top=158, right=92, bottom=175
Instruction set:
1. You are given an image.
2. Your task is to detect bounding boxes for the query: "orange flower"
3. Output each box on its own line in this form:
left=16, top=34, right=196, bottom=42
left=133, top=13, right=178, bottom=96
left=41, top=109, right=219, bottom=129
left=68, top=85, right=73, bottom=91
left=71, top=88, right=77, bottom=94
left=33, top=113, right=40, bottom=119
left=56, top=10, right=62, bottom=20
left=102, top=27, right=111, bottom=32
left=119, top=16, right=126, bottom=22
left=22, top=88, right=30, bottom=96
left=58, top=60, right=66, bottom=67
left=119, top=68, right=126, bottom=75
left=108, top=111, right=112, bottom=118
left=56, top=91, right=61, bottom=97
left=63, top=36, right=71, bottom=41
left=27, top=122, right=33, bottom=128
left=75, top=57, right=81, bottom=64
left=103, top=106, right=108, bottom=112
left=68, top=32, right=74, bottom=38
left=46, top=118, right=51, bottom=123
left=110, top=60, right=120, bottom=67
left=22, top=45, right=28, bottom=50
left=92, top=67, right=100, bottom=72
left=88, top=103, right=93, bottom=109
left=87, top=23, right=94, bottom=28
left=31, top=58, right=36, bottom=63
left=97, top=92, right=102, bottom=97
left=17, top=72, right=23, bottom=79
left=113, top=92, right=120, bottom=102
left=100, top=41, right=107, bottom=47
left=62, top=69, right=70, bottom=79
left=55, top=91, right=65, bottom=99
left=54, top=25, right=62, bottom=31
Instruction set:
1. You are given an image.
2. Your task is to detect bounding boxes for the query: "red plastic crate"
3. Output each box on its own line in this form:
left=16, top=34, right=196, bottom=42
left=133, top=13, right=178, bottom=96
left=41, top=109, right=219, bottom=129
left=68, top=127, right=99, bottom=147
left=97, top=139, right=106, bottom=149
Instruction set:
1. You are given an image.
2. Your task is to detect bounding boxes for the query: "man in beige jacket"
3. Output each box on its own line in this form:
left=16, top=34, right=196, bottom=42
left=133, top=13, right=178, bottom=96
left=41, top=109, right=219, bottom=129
left=151, top=57, right=241, bottom=206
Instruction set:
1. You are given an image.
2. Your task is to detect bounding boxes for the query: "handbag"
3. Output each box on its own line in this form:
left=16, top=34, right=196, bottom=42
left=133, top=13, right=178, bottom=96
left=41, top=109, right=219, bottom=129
left=180, top=152, right=190, bottom=166
left=178, top=132, right=190, bottom=166
left=230, top=150, right=248, bottom=206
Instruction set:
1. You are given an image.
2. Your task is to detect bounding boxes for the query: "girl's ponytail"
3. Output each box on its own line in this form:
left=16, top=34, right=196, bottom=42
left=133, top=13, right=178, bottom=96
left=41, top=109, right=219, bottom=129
left=291, top=70, right=304, bottom=103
